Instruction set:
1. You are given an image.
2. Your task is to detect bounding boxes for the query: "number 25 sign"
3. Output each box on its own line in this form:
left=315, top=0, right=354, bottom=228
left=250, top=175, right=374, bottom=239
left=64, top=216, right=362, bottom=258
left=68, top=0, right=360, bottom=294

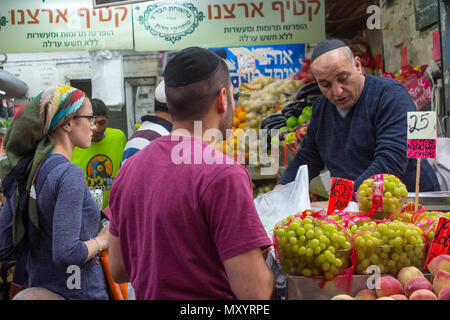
left=407, top=111, right=437, bottom=159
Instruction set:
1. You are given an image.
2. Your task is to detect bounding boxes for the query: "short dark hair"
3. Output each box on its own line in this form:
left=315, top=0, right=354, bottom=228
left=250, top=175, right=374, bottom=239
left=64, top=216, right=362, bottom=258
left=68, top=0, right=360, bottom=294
left=154, top=99, right=169, bottom=113
left=91, top=98, right=108, bottom=117
left=165, top=59, right=231, bottom=121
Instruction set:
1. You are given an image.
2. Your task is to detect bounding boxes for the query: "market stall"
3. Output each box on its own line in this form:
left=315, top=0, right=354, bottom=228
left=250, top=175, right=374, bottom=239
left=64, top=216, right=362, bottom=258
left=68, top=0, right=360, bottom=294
left=261, top=173, right=450, bottom=300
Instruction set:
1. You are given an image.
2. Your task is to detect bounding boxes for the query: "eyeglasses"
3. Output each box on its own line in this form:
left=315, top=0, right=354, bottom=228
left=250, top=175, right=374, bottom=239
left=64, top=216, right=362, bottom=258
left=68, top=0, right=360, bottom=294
left=73, top=115, right=96, bottom=125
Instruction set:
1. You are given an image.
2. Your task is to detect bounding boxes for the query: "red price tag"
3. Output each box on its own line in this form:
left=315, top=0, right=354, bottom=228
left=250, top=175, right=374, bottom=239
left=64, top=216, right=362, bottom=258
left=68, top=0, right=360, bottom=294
left=327, top=177, right=354, bottom=215
left=425, top=217, right=450, bottom=269
left=400, top=202, right=425, bottom=214
left=407, top=139, right=436, bottom=159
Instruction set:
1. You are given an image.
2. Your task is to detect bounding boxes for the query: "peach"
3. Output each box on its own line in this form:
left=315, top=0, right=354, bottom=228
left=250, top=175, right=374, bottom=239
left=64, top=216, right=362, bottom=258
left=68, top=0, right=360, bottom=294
left=427, top=254, right=450, bottom=277
left=438, top=285, right=450, bottom=300
left=404, top=276, right=432, bottom=297
left=376, top=276, right=403, bottom=297
left=390, top=294, right=408, bottom=300
left=376, top=297, right=395, bottom=300
left=409, top=289, right=438, bottom=300
left=331, top=294, right=356, bottom=300
left=397, top=266, right=424, bottom=286
left=433, top=269, right=450, bottom=296
left=355, top=289, right=377, bottom=300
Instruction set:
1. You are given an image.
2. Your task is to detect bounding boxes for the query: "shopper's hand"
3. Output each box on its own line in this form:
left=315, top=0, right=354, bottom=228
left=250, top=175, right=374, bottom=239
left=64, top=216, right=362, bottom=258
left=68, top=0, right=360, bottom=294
left=96, top=224, right=109, bottom=250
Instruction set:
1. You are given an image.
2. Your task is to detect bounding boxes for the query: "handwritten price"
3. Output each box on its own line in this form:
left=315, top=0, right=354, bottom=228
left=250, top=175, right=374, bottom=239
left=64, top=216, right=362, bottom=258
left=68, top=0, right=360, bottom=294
left=327, top=177, right=354, bottom=214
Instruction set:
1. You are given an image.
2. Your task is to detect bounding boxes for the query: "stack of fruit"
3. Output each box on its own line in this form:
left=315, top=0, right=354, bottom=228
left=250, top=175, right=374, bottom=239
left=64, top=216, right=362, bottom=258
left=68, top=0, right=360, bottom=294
left=411, top=210, right=450, bottom=243
left=232, top=107, right=247, bottom=130
left=273, top=214, right=352, bottom=280
left=352, top=221, right=426, bottom=275
left=215, top=129, right=272, bottom=166
left=356, top=174, right=408, bottom=220
left=268, top=106, right=312, bottom=147
left=238, top=76, right=304, bottom=130
left=252, top=181, right=276, bottom=198
left=331, top=254, right=450, bottom=300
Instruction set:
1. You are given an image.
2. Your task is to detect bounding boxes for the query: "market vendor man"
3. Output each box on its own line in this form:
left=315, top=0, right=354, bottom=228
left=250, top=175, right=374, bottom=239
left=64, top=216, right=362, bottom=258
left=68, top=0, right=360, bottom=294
left=276, top=39, right=440, bottom=195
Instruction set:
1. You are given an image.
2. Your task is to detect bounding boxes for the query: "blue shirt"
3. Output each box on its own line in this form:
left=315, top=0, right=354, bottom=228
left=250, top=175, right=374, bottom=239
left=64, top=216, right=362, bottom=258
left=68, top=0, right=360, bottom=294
left=278, top=74, right=440, bottom=193
left=0, top=153, right=109, bottom=300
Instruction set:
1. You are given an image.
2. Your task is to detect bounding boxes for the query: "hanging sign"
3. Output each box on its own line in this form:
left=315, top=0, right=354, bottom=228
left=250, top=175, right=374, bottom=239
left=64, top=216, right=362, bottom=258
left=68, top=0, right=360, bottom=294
left=212, top=43, right=305, bottom=87
left=133, top=0, right=325, bottom=51
left=0, top=0, right=133, bottom=53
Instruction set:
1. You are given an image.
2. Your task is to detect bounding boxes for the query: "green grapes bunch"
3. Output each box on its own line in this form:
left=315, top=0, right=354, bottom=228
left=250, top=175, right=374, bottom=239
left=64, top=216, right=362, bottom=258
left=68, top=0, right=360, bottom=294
left=357, top=174, right=408, bottom=219
left=274, top=216, right=352, bottom=280
left=391, top=212, right=413, bottom=223
left=353, top=221, right=425, bottom=275
left=414, top=211, right=450, bottom=242
left=347, top=220, right=377, bottom=236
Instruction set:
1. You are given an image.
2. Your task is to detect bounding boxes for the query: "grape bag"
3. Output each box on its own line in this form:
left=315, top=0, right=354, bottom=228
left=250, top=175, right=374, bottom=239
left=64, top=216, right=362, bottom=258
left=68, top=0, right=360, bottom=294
left=411, top=210, right=450, bottom=251
left=355, top=174, right=408, bottom=220
left=351, top=220, right=426, bottom=275
left=272, top=210, right=356, bottom=294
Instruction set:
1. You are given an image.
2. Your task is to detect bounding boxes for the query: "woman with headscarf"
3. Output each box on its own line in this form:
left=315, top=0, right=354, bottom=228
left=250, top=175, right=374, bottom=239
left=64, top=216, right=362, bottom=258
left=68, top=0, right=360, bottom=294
left=0, top=85, right=109, bottom=300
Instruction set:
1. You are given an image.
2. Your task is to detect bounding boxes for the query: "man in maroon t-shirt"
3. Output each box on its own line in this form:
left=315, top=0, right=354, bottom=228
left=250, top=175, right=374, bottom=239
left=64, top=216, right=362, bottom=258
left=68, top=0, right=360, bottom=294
left=108, top=47, right=274, bottom=300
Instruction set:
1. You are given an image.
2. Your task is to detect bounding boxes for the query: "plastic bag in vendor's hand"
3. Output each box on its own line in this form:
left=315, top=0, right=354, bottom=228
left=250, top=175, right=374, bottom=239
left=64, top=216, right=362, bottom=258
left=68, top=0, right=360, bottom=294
left=254, top=165, right=310, bottom=234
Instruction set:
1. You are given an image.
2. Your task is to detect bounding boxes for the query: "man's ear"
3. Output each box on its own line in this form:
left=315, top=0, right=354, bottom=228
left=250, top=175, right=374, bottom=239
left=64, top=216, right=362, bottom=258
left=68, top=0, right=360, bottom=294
left=217, top=87, right=227, bottom=115
left=354, top=56, right=363, bottom=74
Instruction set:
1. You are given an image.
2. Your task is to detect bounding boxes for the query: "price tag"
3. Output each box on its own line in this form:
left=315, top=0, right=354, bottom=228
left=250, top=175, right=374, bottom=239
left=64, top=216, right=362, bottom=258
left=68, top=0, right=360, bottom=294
left=407, top=139, right=436, bottom=159
left=407, top=111, right=437, bottom=159
left=327, top=177, right=354, bottom=214
left=407, top=111, right=437, bottom=140
left=425, top=217, right=450, bottom=269
left=237, top=54, right=256, bottom=74
left=400, top=202, right=424, bottom=214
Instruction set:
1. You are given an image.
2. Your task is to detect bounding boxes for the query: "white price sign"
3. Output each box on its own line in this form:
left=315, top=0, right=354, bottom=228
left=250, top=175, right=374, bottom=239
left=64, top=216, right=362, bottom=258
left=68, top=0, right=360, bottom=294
left=407, top=111, right=437, bottom=140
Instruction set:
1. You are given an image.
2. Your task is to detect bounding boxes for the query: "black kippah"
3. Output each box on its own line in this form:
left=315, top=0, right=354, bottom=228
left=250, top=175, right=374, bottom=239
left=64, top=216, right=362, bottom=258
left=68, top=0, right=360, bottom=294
left=164, top=47, right=221, bottom=87
left=311, top=39, right=347, bottom=63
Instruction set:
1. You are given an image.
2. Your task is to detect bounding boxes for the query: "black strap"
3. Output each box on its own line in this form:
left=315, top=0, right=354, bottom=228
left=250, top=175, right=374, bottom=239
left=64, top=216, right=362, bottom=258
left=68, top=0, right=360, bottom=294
left=11, top=155, right=67, bottom=292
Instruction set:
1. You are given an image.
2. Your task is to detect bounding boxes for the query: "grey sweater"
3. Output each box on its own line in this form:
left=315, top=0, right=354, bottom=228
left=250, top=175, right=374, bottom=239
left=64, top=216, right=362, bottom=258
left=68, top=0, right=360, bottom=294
left=0, top=153, right=109, bottom=300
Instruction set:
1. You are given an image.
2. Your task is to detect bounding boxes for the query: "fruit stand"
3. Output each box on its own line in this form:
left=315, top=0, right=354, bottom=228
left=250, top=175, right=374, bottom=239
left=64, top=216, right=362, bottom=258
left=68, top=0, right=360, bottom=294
left=261, top=173, right=450, bottom=300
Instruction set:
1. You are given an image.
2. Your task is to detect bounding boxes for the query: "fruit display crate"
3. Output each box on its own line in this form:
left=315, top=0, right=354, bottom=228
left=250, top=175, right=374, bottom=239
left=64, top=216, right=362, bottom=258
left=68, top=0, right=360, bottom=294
left=266, top=249, right=432, bottom=300
left=406, top=191, right=450, bottom=211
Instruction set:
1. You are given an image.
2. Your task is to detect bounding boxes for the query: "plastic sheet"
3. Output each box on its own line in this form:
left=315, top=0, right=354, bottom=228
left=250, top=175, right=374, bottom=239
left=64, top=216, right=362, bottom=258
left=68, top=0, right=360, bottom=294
left=254, top=165, right=310, bottom=234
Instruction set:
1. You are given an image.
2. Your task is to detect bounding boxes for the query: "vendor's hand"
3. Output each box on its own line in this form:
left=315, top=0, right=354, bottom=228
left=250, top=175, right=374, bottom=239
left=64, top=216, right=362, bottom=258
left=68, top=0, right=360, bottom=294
left=274, top=184, right=283, bottom=190
left=96, top=224, right=109, bottom=250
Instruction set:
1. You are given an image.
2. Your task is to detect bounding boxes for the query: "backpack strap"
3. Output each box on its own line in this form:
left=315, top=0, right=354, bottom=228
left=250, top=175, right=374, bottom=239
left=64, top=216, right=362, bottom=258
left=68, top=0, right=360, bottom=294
left=10, top=155, right=68, bottom=299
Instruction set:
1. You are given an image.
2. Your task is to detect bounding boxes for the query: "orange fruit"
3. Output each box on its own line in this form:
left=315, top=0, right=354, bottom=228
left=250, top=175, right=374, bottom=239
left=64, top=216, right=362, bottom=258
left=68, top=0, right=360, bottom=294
left=222, top=140, right=227, bottom=152
left=234, top=107, right=243, bottom=114
left=238, top=122, right=246, bottom=129
left=233, top=117, right=240, bottom=127
left=237, top=111, right=246, bottom=122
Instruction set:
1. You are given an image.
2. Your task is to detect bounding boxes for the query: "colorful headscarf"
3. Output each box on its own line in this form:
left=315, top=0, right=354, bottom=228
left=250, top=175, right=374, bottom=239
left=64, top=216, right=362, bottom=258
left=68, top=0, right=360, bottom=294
left=0, top=85, right=86, bottom=248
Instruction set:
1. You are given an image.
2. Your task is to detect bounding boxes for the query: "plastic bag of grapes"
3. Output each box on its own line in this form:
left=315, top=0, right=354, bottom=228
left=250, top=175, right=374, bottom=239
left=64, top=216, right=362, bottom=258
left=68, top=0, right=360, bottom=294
left=273, top=210, right=356, bottom=285
left=411, top=210, right=450, bottom=246
left=355, top=174, right=408, bottom=220
left=352, top=221, right=426, bottom=275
